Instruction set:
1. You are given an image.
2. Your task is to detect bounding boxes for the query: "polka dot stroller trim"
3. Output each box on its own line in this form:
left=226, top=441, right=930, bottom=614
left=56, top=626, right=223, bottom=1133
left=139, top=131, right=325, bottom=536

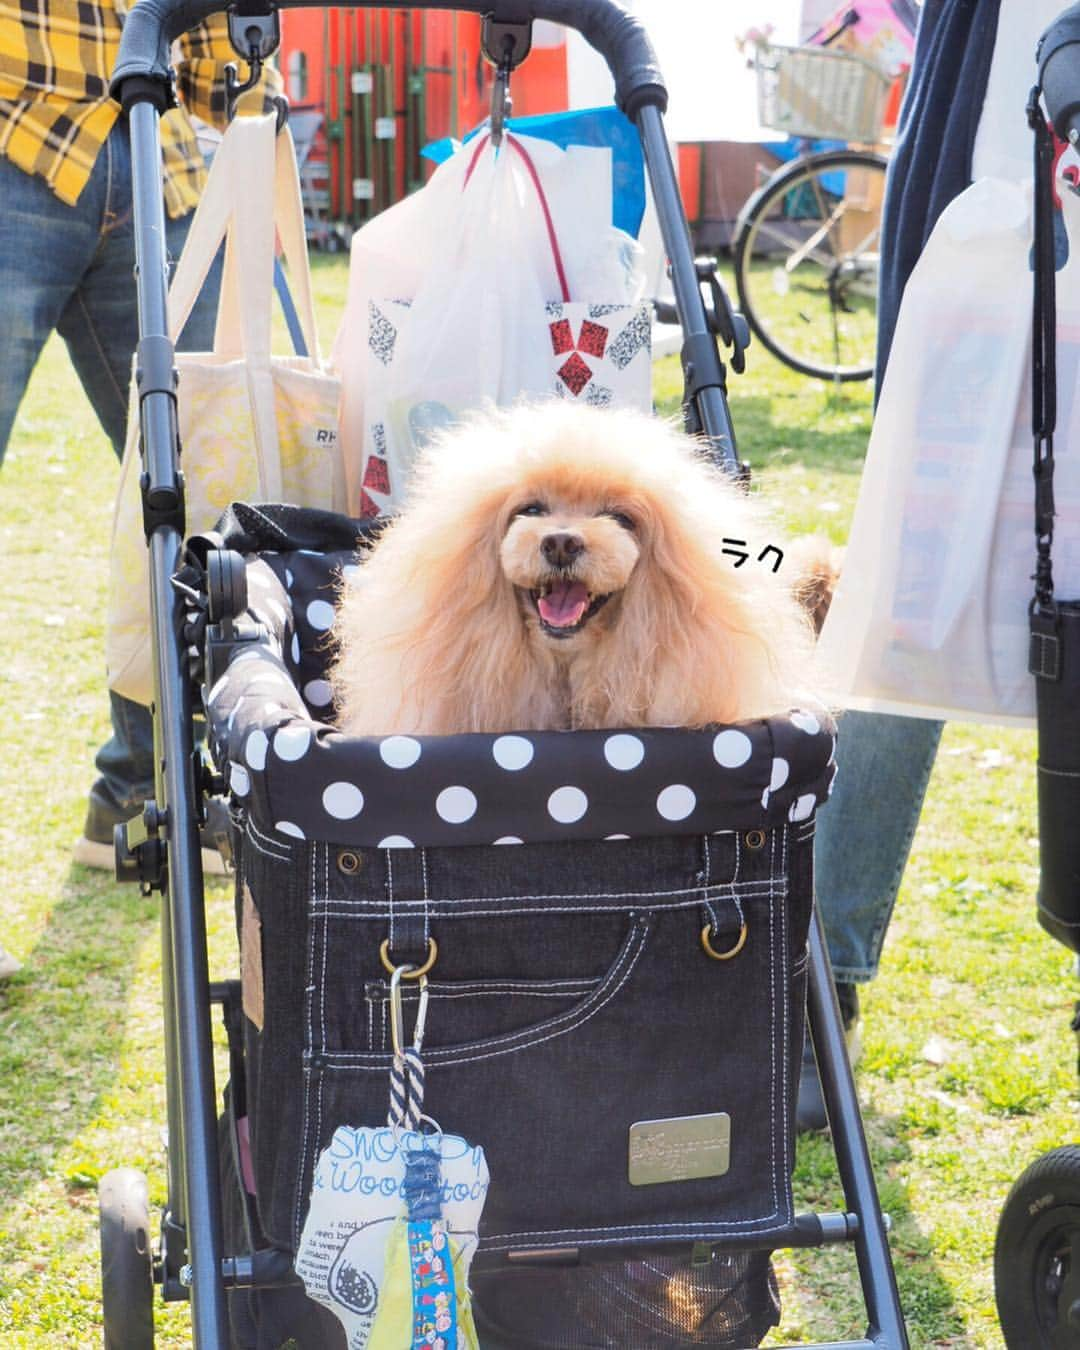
left=203, top=544, right=836, bottom=850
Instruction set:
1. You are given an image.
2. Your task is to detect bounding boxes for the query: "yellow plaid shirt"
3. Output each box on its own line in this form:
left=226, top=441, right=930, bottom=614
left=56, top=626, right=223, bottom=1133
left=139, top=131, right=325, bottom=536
left=0, top=0, right=278, bottom=217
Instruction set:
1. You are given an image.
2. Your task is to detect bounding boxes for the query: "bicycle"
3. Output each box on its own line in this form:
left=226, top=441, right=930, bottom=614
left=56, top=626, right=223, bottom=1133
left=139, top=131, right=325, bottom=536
left=732, top=37, right=900, bottom=382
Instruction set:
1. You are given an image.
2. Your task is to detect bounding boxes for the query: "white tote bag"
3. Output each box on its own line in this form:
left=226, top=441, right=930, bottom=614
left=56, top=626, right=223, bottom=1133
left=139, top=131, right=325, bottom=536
left=106, top=113, right=344, bottom=706
left=818, top=175, right=1055, bottom=725
left=334, top=130, right=652, bottom=517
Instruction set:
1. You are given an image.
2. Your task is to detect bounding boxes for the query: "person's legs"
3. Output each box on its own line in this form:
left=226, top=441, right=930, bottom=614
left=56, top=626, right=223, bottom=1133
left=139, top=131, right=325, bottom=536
left=798, top=709, right=944, bottom=1130
left=56, top=124, right=221, bottom=459
left=0, top=155, right=110, bottom=960
left=57, top=123, right=224, bottom=867
left=0, top=157, right=103, bottom=463
left=816, top=710, right=944, bottom=982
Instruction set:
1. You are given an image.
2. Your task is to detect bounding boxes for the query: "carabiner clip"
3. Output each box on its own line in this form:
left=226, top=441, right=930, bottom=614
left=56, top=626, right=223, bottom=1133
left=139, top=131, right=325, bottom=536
left=489, top=61, right=512, bottom=149
left=389, top=965, right=430, bottom=1059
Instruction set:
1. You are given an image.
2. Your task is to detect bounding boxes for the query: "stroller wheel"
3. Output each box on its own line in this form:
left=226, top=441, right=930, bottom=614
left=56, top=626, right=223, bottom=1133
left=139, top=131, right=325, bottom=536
left=995, top=1145, right=1080, bottom=1347
left=99, top=1167, right=155, bottom=1348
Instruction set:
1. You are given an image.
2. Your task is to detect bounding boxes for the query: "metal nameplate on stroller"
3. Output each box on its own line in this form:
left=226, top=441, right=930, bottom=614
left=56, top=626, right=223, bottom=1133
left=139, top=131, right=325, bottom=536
left=628, top=1113, right=731, bottom=1186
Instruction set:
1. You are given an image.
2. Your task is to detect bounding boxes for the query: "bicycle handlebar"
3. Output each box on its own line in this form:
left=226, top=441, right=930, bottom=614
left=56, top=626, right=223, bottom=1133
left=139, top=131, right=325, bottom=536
left=111, top=0, right=667, bottom=120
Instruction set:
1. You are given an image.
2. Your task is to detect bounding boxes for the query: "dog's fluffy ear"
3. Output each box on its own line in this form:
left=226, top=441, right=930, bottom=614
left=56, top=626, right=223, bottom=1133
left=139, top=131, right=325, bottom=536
left=785, top=534, right=844, bottom=636
left=597, top=428, right=818, bottom=726
left=331, top=410, right=555, bottom=734
left=331, top=484, right=529, bottom=734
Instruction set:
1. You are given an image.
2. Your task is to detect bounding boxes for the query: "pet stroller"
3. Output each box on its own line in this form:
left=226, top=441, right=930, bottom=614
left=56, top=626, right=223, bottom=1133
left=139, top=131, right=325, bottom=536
left=101, top=1, right=909, bottom=1346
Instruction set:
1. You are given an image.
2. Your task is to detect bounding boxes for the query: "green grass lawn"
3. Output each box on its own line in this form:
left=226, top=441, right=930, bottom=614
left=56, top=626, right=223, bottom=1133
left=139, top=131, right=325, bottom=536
left=0, top=255, right=1075, bottom=1347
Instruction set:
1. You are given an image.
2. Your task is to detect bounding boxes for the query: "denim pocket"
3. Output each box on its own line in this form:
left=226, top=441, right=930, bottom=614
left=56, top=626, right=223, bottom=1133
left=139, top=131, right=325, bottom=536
left=235, top=821, right=812, bottom=1260
left=333, top=914, right=650, bottom=1064
left=367, top=966, right=625, bottom=1054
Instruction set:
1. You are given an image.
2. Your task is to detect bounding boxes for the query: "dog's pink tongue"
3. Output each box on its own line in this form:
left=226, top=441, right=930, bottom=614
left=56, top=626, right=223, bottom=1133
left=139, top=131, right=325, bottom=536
left=538, top=580, right=589, bottom=628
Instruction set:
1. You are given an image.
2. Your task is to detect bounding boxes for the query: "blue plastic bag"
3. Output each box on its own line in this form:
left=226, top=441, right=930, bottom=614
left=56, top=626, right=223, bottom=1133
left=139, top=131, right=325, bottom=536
left=422, top=105, right=646, bottom=239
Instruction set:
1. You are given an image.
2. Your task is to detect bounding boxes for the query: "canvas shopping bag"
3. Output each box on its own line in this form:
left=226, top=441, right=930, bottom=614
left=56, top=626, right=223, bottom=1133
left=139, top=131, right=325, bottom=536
left=106, top=113, right=343, bottom=706
left=335, top=130, right=652, bottom=518
left=818, top=172, right=1080, bottom=726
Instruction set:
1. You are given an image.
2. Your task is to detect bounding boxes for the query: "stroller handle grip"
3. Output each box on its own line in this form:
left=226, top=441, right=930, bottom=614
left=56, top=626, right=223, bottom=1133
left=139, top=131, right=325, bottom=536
left=111, top=0, right=667, bottom=120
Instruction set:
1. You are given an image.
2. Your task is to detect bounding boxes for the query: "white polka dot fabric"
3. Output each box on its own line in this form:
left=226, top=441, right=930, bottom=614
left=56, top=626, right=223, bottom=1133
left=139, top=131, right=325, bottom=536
left=204, top=536, right=837, bottom=848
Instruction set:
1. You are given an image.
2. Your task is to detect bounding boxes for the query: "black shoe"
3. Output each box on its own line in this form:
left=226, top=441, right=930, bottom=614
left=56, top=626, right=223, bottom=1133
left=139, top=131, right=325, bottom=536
left=73, top=783, right=232, bottom=877
left=796, top=982, right=862, bottom=1134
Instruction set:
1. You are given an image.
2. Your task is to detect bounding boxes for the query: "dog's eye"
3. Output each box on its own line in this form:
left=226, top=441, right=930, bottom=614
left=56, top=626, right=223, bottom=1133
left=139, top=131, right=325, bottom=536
left=516, top=501, right=549, bottom=517
left=603, top=510, right=636, bottom=532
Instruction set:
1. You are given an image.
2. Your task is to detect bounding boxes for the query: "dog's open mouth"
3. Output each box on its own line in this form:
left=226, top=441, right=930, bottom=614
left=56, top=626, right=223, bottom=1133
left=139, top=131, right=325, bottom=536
left=529, top=579, right=610, bottom=637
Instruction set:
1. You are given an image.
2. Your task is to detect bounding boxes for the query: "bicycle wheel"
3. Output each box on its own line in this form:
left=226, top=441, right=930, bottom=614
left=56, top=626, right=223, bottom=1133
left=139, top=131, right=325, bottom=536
left=733, top=149, right=887, bottom=381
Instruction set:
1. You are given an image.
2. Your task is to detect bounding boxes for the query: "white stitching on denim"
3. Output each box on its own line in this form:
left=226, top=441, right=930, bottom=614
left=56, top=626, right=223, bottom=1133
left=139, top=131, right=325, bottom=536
left=247, top=813, right=293, bottom=854
left=325, top=841, right=761, bottom=908
left=244, top=815, right=291, bottom=860
left=480, top=1208, right=787, bottom=1244
left=310, top=889, right=775, bottom=922
left=320, top=844, right=329, bottom=1069
left=779, top=829, right=792, bottom=1219
left=294, top=845, right=318, bottom=1247
left=781, top=823, right=793, bottom=1220
left=766, top=831, right=778, bottom=1219
left=294, top=1068, right=311, bottom=1251
left=415, top=987, right=597, bottom=1001
left=328, top=922, right=644, bottom=1062
left=316, top=876, right=776, bottom=912
left=701, top=835, right=719, bottom=930
left=378, top=979, right=598, bottom=1002
left=772, top=825, right=786, bottom=1220
left=315, top=1063, right=325, bottom=1228
left=322, top=918, right=650, bottom=1066
left=387, top=850, right=395, bottom=952
left=311, top=880, right=776, bottom=922
left=421, top=848, right=430, bottom=945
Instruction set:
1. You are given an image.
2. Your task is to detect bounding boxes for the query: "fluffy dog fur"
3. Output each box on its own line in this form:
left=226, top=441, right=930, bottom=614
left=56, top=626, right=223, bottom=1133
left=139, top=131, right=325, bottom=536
left=785, top=534, right=844, bottom=636
left=330, top=402, right=818, bottom=735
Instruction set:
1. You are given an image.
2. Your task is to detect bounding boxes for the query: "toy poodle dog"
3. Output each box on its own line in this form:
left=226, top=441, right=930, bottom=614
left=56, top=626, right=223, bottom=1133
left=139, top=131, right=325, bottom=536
left=330, top=402, right=818, bottom=735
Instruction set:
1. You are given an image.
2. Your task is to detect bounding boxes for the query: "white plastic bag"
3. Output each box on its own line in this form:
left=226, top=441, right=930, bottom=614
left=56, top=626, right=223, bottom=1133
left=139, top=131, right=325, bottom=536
left=819, top=173, right=1080, bottom=726
left=333, top=131, right=651, bottom=517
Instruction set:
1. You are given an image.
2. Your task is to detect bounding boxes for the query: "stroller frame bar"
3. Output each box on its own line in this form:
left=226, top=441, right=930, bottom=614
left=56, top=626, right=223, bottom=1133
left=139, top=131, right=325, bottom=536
left=112, top=2, right=907, bottom=1346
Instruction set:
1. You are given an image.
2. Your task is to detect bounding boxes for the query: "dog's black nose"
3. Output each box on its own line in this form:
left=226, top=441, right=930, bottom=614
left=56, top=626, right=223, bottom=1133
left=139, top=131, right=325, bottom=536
left=541, top=531, right=585, bottom=568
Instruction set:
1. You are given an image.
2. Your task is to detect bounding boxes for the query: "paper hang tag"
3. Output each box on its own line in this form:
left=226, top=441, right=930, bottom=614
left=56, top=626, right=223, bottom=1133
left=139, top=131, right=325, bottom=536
left=296, top=1125, right=489, bottom=1350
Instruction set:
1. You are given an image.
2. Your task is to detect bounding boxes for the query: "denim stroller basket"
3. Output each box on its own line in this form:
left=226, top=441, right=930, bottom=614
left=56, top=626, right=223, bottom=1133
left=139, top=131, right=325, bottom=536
left=192, top=503, right=832, bottom=1345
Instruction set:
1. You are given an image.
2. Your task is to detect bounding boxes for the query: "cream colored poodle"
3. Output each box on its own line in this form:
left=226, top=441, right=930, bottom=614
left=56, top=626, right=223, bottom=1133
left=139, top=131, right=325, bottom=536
left=331, top=402, right=817, bottom=734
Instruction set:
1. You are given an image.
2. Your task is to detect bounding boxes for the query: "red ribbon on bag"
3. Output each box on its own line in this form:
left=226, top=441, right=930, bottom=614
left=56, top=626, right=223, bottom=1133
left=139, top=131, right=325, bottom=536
left=463, top=132, right=572, bottom=304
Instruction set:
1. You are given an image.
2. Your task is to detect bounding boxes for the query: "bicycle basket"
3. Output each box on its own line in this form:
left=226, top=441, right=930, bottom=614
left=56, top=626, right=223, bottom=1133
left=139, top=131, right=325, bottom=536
left=755, top=44, right=891, bottom=142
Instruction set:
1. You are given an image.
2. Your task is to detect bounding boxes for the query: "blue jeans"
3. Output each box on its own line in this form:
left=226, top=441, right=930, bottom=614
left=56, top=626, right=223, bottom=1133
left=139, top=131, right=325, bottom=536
left=814, top=710, right=944, bottom=983
left=0, top=123, right=219, bottom=810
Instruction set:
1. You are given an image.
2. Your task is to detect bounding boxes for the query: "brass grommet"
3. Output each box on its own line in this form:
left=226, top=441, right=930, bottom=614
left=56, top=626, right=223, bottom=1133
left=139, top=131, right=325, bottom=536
left=744, top=829, right=766, bottom=850
left=337, top=850, right=362, bottom=875
left=379, top=937, right=438, bottom=979
left=701, top=922, right=748, bottom=961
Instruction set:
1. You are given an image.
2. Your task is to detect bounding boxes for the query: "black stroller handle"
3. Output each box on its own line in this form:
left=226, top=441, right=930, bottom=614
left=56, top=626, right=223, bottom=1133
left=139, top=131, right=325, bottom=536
left=111, top=0, right=667, bottom=119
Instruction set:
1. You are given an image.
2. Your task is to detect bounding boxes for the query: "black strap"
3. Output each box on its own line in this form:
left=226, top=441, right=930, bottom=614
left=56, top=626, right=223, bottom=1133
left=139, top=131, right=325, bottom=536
left=1030, top=85, right=1058, bottom=609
